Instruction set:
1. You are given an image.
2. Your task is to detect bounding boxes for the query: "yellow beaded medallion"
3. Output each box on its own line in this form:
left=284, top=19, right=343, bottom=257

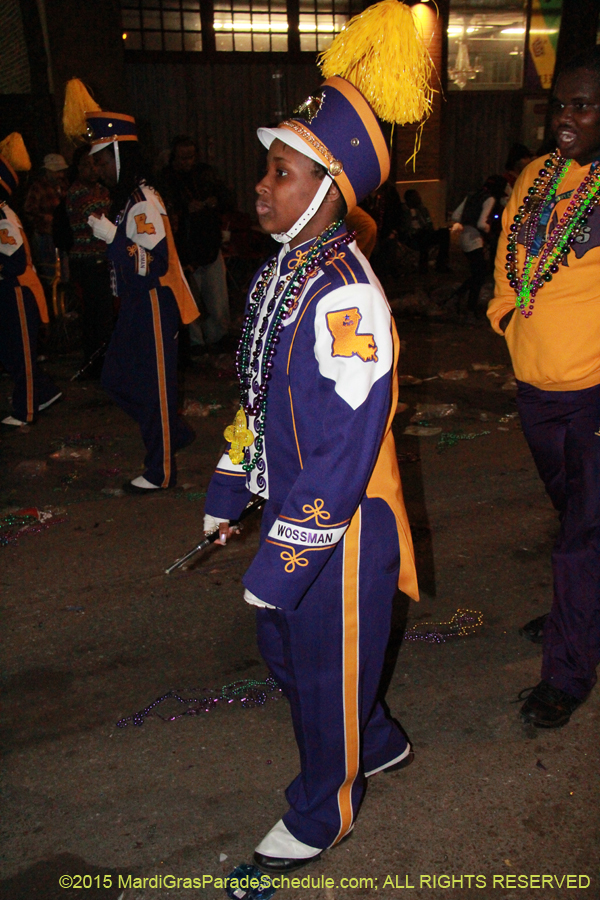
left=224, top=408, right=254, bottom=465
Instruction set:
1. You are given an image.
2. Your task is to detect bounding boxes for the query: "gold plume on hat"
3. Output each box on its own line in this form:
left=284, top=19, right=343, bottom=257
left=63, top=78, right=101, bottom=143
left=319, top=0, right=435, bottom=126
left=0, top=132, right=31, bottom=171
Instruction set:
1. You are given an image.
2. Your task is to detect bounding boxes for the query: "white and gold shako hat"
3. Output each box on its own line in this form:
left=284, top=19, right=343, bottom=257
left=85, top=111, right=138, bottom=154
left=258, top=76, right=389, bottom=215
left=63, top=78, right=138, bottom=154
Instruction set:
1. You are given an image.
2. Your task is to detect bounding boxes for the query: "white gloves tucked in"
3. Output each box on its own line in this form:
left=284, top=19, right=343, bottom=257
left=88, top=214, right=117, bottom=244
left=244, top=588, right=277, bottom=610
left=203, top=514, right=229, bottom=534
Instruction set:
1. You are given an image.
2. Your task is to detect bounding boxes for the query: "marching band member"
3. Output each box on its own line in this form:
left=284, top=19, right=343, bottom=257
left=203, top=77, right=419, bottom=871
left=63, top=80, right=199, bottom=492
left=0, top=132, right=61, bottom=427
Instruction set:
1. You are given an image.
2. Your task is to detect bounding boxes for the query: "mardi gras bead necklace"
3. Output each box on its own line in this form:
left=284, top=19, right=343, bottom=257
left=116, top=676, right=281, bottom=727
left=227, top=219, right=355, bottom=473
left=505, top=151, right=600, bottom=317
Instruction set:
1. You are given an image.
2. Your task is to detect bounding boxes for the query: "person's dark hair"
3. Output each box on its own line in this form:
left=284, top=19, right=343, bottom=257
left=505, top=143, right=532, bottom=172
left=310, top=158, right=347, bottom=220
left=558, top=46, right=600, bottom=83
left=484, top=174, right=508, bottom=200
left=404, top=189, right=421, bottom=209
left=68, top=144, right=92, bottom=185
left=106, top=141, right=151, bottom=218
left=169, top=134, right=197, bottom=167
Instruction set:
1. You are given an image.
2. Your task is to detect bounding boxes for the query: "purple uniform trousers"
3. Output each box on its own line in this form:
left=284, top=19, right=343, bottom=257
left=102, top=287, right=193, bottom=488
left=0, top=284, right=58, bottom=422
left=256, top=496, right=408, bottom=850
left=517, top=380, right=600, bottom=700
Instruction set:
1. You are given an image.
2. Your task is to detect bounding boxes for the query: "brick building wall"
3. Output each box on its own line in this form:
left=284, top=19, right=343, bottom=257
left=0, top=0, right=31, bottom=93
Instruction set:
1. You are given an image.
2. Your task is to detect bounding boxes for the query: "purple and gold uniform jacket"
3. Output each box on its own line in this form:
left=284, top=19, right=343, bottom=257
left=206, top=228, right=418, bottom=611
left=0, top=202, right=48, bottom=321
left=106, top=184, right=198, bottom=325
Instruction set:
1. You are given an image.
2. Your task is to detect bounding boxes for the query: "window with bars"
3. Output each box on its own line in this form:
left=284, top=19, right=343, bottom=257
left=213, top=0, right=288, bottom=52
left=299, top=0, right=362, bottom=52
left=122, top=0, right=203, bottom=52
left=120, top=0, right=362, bottom=53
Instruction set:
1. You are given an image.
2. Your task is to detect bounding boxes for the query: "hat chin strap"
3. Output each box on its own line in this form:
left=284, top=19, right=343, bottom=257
left=271, top=174, right=333, bottom=244
left=114, top=141, right=121, bottom=182
left=90, top=139, right=121, bottom=181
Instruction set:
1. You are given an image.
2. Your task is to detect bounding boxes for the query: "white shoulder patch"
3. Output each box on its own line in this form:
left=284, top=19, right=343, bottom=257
left=126, top=191, right=166, bottom=250
left=0, top=217, right=23, bottom=257
left=313, top=283, right=392, bottom=410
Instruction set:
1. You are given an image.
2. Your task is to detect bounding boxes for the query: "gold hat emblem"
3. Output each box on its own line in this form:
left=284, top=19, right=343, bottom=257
left=293, top=94, right=323, bottom=124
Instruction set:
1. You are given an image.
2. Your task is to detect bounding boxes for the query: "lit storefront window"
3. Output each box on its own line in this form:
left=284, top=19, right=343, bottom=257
left=120, top=0, right=360, bottom=53
left=448, top=0, right=528, bottom=90
left=298, top=0, right=362, bottom=53
left=213, top=0, right=288, bottom=51
left=121, top=0, right=202, bottom=52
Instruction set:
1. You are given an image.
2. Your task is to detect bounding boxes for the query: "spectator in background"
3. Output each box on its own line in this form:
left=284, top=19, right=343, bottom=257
left=404, top=188, right=450, bottom=274
left=503, top=143, right=533, bottom=192
left=66, top=146, right=113, bottom=377
left=362, top=179, right=412, bottom=277
left=488, top=47, right=600, bottom=727
left=482, top=174, right=510, bottom=266
left=158, top=135, right=234, bottom=351
left=451, top=176, right=500, bottom=316
left=363, top=178, right=411, bottom=244
left=345, top=204, right=377, bottom=259
left=24, top=153, right=69, bottom=289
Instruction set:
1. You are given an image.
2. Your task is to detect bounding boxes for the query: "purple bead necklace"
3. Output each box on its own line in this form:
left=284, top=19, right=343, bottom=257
left=234, top=219, right=355, bottom=474
left=505, top=152, right=600, bottom=317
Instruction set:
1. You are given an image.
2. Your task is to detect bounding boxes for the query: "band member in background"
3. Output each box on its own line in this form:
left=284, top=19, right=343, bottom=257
left=0, top=132, right=61, bottom=427
left=63, top=80, right=199, bottom=493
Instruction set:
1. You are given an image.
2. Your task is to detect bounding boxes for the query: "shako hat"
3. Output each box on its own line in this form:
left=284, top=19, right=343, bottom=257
left=259, top=77, right=389, bottom=214
left=85, top=111, right=138, bottom=154
left=63, top=78, right=138, bottom=154
left=0, top=132, right=31, bottom=196
left=256, top=0, right=434, bottom=241
left=63, top=79, right=138, bottom=181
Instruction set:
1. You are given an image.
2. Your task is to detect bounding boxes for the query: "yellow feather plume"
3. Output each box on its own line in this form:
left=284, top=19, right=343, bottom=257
left=318, top=0, right=435, bottom=126
left=0, top=132, right=31, bottom=172
left=63, top=78, right=101, bottom=142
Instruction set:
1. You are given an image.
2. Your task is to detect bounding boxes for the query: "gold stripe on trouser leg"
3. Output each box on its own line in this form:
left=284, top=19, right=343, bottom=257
left=334, top=506, right=361, bottom=844
left=15, top=287, right=35, bottom=422
left=149, top=289, right=171, bottom=487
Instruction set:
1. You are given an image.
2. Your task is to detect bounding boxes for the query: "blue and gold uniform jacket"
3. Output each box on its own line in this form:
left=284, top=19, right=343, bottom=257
left=206, top=228, right=417, bottom=610
left=0, top=202, right=48, bottom=321
left=106, top=184, right=198, bottom=325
